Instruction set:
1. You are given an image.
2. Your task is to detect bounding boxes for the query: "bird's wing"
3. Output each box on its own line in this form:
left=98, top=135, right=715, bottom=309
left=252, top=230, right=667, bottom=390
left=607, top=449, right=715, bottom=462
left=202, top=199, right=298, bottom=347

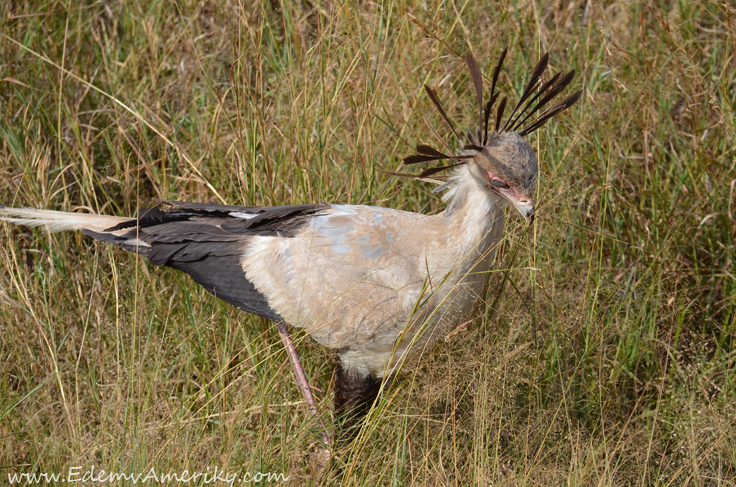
left=78, top=200, right=330, bottom=321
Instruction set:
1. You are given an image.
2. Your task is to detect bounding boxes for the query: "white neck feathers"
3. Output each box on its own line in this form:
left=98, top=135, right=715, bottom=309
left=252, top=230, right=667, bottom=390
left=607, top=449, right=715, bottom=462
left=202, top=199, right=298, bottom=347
left=441, top=165, right=505, bottom=251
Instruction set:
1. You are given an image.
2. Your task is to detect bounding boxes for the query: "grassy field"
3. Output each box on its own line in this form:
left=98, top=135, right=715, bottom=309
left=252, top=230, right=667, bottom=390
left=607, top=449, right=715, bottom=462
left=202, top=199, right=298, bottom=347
left=1, top=0, right=735, bottom=485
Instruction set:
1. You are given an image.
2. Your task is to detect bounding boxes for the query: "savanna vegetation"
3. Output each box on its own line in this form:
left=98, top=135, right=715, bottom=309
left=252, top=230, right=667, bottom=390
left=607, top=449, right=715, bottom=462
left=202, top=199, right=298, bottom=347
left=1, top=0, right=735, bottom=485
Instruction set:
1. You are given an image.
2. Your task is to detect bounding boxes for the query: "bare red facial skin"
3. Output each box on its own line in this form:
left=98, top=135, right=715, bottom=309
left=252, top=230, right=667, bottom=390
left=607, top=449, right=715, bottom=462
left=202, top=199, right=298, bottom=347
left=485, top=170, right=509, bottom=188
left=485, top=170, right=533, bottom=214
left=485, top=170, right=518, bottom=200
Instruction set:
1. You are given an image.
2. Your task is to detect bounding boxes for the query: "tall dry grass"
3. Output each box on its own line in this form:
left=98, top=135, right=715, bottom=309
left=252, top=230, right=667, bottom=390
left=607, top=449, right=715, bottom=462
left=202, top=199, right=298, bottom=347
left=1, top=0, right=734, bottom=485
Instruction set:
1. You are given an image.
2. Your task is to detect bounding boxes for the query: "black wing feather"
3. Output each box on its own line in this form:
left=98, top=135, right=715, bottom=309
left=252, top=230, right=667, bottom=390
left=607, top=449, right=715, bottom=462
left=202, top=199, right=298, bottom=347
left=85, top=201, right=329, bottom=322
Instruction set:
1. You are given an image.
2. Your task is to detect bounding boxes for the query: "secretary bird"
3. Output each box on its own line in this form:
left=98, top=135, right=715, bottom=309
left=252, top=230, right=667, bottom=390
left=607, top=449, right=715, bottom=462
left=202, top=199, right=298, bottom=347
left=0, top=50, right=580, bottom=445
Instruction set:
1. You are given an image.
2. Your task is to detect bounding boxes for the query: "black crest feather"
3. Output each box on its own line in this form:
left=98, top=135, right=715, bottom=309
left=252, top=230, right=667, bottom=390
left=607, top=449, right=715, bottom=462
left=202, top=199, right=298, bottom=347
left=393, top=49, right=579, bottom=182
left=519, top=89, right=582, bottom=136
left=465, top=52, right=484, bottom=141
left=513, top=70, right=577, bottom=132
left=484, top=47, right=507, bottom=143
left=503, top=53, right=548, bottom=131
left=424, top=85, right=461, bottom=141
left=417, top=145, right=448, bottom=157
left=495, top=96, right=508, bottom=132
left=506, top=71, right=562, bottom=131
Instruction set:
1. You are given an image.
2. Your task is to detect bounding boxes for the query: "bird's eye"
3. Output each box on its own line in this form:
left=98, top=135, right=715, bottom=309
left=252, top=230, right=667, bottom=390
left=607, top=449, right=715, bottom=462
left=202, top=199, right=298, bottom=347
left=491, top=179, right=510, bottom=189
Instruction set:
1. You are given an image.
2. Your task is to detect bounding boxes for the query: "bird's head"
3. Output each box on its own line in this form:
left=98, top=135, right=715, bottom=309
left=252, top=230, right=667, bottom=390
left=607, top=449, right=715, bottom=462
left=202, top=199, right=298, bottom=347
left=397, top=49, right=581, bottom=223
left=465, top=131, right=538, bottom=221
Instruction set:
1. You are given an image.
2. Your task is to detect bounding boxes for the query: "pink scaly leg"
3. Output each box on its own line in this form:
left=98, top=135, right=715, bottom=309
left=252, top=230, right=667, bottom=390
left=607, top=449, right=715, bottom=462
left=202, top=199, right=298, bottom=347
left=275, top=321, right=331, bottom=450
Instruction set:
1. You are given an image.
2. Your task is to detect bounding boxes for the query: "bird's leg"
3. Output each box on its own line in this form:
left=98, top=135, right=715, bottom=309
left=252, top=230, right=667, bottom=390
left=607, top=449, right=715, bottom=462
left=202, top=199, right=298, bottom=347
left=333, top=360, right=382, bottom=442
left=275, top=321, right=331, bottom=449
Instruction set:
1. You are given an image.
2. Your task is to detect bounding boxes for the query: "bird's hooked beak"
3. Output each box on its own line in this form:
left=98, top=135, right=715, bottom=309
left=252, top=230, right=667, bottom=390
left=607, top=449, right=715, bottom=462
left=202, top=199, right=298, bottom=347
left=513, top=199, right=535, bottom=225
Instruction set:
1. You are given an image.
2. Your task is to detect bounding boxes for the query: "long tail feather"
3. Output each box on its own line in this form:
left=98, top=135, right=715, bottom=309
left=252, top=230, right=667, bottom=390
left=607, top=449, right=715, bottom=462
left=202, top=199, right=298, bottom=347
left=0, top=207, right=131, bottom=234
